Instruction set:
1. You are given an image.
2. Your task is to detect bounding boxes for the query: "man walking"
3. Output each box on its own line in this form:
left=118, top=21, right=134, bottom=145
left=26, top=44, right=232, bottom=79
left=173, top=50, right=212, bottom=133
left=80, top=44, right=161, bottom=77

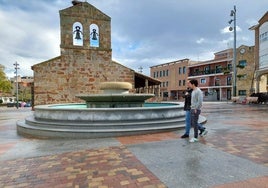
left=181, top=82, right=207, bottom=139
left=188, top=79, right=204, bottom=143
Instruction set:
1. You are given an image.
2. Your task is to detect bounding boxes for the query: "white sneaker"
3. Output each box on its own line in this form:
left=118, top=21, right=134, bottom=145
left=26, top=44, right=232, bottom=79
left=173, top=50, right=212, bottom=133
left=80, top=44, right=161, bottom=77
left=201, top=130, right=208, bottom=137
left=189, top=138, right=199, bottom=143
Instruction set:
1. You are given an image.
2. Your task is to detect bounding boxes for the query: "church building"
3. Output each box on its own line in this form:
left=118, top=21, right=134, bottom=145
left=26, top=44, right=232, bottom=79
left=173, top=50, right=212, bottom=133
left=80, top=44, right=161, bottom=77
left=32, top=1, right=160, bottom=105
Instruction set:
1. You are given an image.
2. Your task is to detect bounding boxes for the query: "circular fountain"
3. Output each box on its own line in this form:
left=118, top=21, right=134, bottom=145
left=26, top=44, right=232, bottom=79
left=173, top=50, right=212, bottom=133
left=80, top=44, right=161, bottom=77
left=17, top=82, right=186, bottom=138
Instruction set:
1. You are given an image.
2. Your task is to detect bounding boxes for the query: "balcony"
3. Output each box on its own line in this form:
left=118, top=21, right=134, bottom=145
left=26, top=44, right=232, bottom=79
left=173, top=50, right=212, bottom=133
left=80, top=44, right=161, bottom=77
left=189, top=67, right=232, bottom=77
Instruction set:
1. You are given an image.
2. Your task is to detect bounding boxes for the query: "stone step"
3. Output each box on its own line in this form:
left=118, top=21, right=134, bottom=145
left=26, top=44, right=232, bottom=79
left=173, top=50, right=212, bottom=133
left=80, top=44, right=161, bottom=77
left=17, top=120, right=185, bottom=138
left=24, top=116, right=185, bottom=129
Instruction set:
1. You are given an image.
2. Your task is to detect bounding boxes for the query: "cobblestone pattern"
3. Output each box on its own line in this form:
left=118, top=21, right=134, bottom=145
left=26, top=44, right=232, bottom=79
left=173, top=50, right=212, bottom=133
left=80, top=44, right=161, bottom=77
left=0, top=146, right=166, bottom=188
left=205, top=119, right=268, bottom=167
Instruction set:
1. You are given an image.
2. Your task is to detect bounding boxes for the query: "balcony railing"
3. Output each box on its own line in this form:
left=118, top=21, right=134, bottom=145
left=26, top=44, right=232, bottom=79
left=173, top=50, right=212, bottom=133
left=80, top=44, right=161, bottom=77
left=189, top=67, right=232, bottom=77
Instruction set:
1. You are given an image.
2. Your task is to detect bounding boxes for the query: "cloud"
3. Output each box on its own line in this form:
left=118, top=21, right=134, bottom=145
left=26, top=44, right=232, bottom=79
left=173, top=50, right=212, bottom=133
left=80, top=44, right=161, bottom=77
left=196, top=38, right=205, bottom=44
left=0, top=0, right=267, bottom=77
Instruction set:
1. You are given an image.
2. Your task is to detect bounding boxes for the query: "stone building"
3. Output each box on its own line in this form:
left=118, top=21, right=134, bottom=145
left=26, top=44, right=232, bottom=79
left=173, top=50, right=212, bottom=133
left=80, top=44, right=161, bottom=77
left=32, top=1, right=160, bottom=106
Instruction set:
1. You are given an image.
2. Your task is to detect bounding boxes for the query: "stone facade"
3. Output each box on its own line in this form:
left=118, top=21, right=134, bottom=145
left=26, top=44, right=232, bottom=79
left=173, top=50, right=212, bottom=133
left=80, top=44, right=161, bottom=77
left=32, top=2, right=145, bottom=105
left=236, top=45, right=255, bottom=95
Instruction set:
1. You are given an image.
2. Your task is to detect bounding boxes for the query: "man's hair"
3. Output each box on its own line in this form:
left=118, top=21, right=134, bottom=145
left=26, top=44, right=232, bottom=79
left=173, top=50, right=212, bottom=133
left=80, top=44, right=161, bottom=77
left=189, top=79, right=198, bottom=87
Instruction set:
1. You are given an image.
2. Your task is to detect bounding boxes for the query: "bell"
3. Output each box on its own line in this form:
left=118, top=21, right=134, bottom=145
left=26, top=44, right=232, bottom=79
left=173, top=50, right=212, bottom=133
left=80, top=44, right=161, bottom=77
left=75, top=33, right=81, bottom=40
left=91, top=29, right=98, bottom=40
left=74, top=26, right=82, bottom=40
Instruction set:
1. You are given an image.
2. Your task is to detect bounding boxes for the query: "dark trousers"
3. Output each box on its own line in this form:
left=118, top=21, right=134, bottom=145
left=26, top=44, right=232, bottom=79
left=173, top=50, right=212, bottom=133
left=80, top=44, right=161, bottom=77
left=191, top=109, right=201, bottom=138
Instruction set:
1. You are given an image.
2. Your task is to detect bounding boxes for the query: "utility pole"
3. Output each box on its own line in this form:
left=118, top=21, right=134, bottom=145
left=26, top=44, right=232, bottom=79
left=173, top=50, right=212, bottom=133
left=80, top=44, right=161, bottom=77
left=13, top=62, right=20, bottom=109
left=228, top=5, right=237, bottom=97
left=138, top=66, right=143, bottom=73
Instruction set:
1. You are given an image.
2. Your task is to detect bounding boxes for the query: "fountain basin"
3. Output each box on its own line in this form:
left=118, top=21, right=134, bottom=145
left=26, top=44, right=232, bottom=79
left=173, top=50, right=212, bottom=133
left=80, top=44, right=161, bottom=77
left=17, top=102, right=186, bottom=138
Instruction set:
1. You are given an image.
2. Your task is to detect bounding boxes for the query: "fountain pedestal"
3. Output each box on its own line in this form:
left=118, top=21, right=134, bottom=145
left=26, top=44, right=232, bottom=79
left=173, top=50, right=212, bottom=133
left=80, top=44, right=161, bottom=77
left=76, top=82, right=154, bottom=108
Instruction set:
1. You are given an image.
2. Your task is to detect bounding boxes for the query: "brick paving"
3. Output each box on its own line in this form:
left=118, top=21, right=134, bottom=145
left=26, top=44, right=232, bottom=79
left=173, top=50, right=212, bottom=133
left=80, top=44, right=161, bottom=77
left=0, top=146, right=166, bottom=188
left=204, top=108, right=268, bottom=167
left=0, top=103, right=267, bottom=188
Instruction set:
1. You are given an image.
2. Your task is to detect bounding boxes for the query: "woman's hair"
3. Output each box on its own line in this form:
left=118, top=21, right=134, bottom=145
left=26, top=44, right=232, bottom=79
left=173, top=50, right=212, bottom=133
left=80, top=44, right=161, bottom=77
left=189, top=79, right=198, bottom=87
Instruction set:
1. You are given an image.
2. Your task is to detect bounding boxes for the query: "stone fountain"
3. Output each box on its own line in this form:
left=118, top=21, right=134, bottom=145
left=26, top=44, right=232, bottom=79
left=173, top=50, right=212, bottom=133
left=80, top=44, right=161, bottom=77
left=77, top=82, right=154, bottom=108
left=17, top=82, right=187, bottom=138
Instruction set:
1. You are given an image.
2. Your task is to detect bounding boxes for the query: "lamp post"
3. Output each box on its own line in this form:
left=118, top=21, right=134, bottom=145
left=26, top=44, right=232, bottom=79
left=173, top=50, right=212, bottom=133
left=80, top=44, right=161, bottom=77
left=13, top=61, right=19, bottom=109
left=228, top=5, right=237, bottom=97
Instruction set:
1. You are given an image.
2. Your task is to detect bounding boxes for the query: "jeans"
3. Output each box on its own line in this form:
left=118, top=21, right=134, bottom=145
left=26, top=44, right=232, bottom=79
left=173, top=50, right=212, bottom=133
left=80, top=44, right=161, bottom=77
left=190, top=109, right=201, bottom=138
left=184, top=110, right=204, bottom=135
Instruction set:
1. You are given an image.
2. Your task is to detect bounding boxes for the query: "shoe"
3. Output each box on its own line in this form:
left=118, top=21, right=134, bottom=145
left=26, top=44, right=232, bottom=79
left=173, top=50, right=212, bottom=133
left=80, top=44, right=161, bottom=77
left=189, top=138, right=199, bottom=143
left=181, top=134, right=189, bottom=138
left=199, top=128, right=206, bottom=136
left=201, top=130, right=208, bottom=137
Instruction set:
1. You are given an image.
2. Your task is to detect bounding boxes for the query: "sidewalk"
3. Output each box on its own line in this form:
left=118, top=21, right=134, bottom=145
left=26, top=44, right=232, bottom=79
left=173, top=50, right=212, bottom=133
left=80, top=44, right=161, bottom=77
left=0, top=103, right=267, bottom=188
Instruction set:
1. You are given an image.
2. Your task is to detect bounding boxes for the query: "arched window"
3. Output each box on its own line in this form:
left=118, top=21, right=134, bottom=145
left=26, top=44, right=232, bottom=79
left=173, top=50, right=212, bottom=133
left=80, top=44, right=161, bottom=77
left=89, top=24, right=99, bottom=47
left=73, top=22, right=83, bottom=46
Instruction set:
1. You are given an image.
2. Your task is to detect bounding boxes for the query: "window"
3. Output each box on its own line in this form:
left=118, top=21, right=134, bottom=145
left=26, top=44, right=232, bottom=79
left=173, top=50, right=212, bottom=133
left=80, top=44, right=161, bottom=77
left=237, top=74, right=247, bottom=79
left=260, top=31, right=268, bottom=43
left=179, top=80, right=181, bottom=86
left=163, top=70, right=165, bottom=77
left=182, top=80, right=185, bottom=86
left=204, top=67, right=210, bottom=74
left=215, top=65, right=222, bottom=73
left=166, top=81, right=168, bottom=87
left=238, top=90, right=246, bottom=96
left=200, top=78, right=206, bottom=84
left=73, top=22, right=83, bottom=46
left=179, top=67, right=182, bottom=74
left=90, top=24, right=99, bottom=47
left=166, top=70, right=169, bottom=76
left=183, top=66, right=186, bottom=74
left=163, top=92, right=168, bottom=97
left=160, top=71, right=162, bottom=77
left=227, top=77, right=232, bottom=85
left=227, top=63, right=232, bottom=70
left=238, top=60, right=247, bottom=67
left=215, top=78, right=220, bottom=86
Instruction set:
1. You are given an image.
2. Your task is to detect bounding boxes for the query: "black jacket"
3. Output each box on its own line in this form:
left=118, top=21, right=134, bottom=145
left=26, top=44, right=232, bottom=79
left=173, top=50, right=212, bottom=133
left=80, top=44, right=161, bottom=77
left=183, top=89, right=193, bottom=111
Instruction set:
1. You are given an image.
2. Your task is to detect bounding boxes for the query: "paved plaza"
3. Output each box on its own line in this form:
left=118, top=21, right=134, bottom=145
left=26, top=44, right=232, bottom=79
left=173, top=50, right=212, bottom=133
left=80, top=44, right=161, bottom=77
left=0, top=102, right=267, bottom=188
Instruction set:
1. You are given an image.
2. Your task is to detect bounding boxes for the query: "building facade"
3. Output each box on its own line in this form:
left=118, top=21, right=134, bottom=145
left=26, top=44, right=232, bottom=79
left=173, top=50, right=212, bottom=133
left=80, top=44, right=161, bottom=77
left=32, top=1, right=160, bottom=106
left=188, top=46, right=255, bottom=101
left=188, top=49, right=233, bottom=101
left=151, top=46, right=255, bottom=101
left=150, top=59, right=195, bottom=101
left=10, top=76, right=33, bottom=102
left=250, top=11, right=268, bottom=92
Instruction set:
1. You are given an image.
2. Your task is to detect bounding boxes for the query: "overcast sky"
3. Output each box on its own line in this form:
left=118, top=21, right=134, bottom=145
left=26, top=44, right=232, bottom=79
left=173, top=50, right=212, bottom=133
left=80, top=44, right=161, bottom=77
left=0, top=0, right=267, bottom=78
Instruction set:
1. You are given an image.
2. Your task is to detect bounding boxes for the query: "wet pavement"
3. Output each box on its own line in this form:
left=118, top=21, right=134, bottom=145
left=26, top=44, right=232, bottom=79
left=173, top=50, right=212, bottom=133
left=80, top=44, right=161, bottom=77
left=0, top=102, right=267, bottom=188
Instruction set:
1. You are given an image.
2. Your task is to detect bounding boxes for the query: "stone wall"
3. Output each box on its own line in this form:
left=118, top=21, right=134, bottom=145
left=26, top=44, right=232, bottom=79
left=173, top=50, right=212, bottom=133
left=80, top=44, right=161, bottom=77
left=32, top=54, right=135, bottom=105
left=236, top=46, right=255, bottom=95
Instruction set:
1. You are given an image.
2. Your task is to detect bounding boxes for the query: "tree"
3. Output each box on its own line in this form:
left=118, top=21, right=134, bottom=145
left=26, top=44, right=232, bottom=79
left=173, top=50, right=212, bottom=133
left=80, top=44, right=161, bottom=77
left=0, top=65, right=12, bottom=94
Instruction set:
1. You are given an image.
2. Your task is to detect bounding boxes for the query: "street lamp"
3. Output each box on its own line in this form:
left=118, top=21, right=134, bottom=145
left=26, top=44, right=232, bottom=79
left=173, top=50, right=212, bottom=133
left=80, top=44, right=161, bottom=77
left=13, top=61, right=20, bottom=109
left=228, top=5, right=237, bottom=97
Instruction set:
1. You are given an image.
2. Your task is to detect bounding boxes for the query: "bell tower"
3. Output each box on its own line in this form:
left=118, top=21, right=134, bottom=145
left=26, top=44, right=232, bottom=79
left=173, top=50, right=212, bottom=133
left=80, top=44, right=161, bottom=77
left=59, top=1, right=112, bottom=57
